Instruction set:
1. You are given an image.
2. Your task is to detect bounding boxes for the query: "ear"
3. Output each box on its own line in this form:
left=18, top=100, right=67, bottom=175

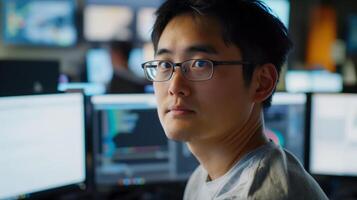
left=250, top=63, right=278, bottom=104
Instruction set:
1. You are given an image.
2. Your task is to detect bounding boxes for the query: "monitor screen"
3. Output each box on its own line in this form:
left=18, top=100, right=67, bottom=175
left=91, top=94, right=198, bottom=187
left=84, top=0, right=162, bottom=42
left=0, top=93, right=86, bottom=199
left=86, top=48, right=114, bottom=85
left=84, top=4, right=134, bottom=42
left=264, top=92, right=307, bottom=164
left=286, top=70, right=343, bottom=93
left=136, top=7, right=157, bottom=42
left=261, top=0, right=290, bottom=28
left=309, top=93, right=357, bottom=176
left=2, top=0, right=77, bottom=47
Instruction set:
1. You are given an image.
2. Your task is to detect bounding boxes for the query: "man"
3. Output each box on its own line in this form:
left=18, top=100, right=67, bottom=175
left=141, top=0, right=329, bottom=199
left=108, top=41, right=148, bottom=94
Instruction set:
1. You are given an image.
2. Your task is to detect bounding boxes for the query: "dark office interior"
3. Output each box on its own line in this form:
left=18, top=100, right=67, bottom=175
left=1, top=0, right=357, bottom=199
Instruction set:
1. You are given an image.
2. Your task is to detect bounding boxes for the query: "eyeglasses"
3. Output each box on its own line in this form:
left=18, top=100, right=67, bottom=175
left=141, top=59, right=253, bottom=82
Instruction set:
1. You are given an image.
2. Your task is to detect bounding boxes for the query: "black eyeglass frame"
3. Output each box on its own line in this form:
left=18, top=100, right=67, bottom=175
left=141, top=59, right=255, bottom=82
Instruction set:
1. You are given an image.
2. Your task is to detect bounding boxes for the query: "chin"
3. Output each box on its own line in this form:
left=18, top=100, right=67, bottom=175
left=160, top=117, right=194, bottom=142
left=164, top=129, right=191, bottom=142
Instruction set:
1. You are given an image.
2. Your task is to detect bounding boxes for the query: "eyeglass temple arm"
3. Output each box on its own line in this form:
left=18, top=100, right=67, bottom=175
left=212, top=61, right=254, bottom=66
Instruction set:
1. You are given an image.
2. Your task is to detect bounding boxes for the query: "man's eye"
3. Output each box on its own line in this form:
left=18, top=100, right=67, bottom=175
left=158, top=61, right=172, bottom=69
left=193, top=60, right=210, bottom=68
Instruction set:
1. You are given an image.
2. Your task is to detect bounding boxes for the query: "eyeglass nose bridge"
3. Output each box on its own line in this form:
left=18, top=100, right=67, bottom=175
left=172, top=62, right=189, bottom=75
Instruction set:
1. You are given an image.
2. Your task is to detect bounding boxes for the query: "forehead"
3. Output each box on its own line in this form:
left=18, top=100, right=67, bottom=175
left=156, top=13, right=241, bottom=58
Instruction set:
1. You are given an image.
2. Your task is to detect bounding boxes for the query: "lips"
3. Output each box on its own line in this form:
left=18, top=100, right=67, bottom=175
left=166, top=105, right=195, bottom=115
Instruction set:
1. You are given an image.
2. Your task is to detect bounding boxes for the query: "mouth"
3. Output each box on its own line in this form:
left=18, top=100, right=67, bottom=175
left=166, top=105, right=195, bottom=116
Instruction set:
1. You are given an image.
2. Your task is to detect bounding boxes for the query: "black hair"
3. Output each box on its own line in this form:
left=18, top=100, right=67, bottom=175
left=151, top=0, right=293, bottom=108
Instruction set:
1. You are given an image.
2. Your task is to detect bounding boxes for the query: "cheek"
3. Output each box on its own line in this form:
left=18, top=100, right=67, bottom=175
left=197, top=73, right=252, bottom=127
left=199, top=90, right=252, bottom=139
left=200, top=86, right=249, bottom=118
left=153, top=82, right=167, bottom=102
left=200, top=70, right=248, bottom=107
left=153, top=83, right=167, bottom=117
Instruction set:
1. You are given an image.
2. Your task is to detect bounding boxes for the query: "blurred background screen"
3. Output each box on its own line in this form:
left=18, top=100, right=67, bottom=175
left=2, top=0, right=77, bottom=47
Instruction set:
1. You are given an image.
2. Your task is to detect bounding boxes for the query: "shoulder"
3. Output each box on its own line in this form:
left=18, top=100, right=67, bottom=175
left=284, top=150, right=329, bottom=199
left=248, top=144, right=329, bottom=200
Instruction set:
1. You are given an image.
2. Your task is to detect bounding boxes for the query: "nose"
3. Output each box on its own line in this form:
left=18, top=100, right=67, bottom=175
left=168, top=66, right=191, bottom=97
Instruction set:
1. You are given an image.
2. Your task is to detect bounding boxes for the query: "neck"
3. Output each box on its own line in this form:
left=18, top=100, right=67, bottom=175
left=187, top=104, right=268, bottom=180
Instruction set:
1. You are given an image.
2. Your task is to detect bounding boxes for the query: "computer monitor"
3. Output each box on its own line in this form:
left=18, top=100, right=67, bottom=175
left=2, top=0, right=77, bottom=47
left=91, top=94, right=198, bottom=187
left=264, top=92, right=307, bottom=164
left=84, top=0, right=162, bottom=42
left=86, top=48, right=114, bottom=85
left=0, top=93, right=86, bottom=199
left=84, top=4, right=134, bottom=42
left=0, top=59, right=60, bottom=97
left=136, top=7, right=157, bottom=42
left=309, top=93, right=357, bottom=177
left=286, top=70, right=343, bottom=93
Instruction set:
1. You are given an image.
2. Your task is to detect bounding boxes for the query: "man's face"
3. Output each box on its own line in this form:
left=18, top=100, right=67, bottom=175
left=154, top=14, right=255, bottom=142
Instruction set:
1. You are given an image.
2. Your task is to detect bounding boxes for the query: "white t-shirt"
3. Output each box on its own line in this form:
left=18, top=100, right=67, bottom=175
left=184, top=142, right=329, bottom=200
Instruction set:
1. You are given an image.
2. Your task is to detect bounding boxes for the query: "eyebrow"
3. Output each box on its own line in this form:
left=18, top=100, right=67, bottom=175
left=155, top=44, right=218, bottom=57
left=186, top=44, right=218, bottom=55
left=156, top=48, right=172, bottom=56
